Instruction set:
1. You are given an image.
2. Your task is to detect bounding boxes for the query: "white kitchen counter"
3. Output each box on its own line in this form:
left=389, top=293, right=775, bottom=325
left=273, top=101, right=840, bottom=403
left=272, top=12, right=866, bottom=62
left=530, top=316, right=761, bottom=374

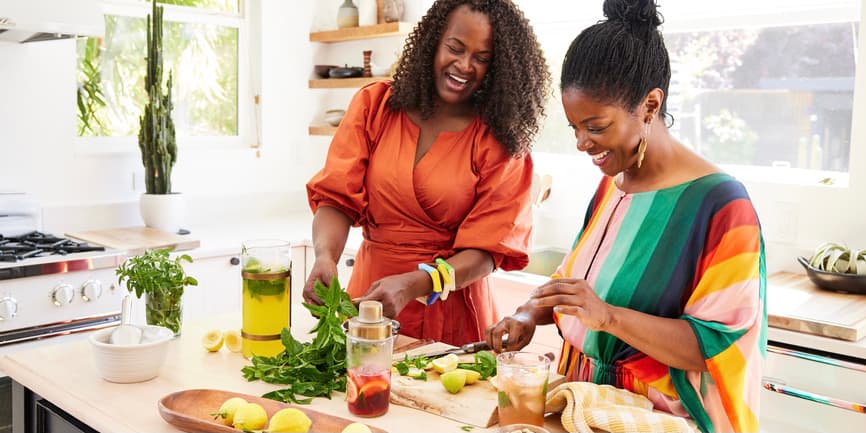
left=0, top=304, right=566, bottom=433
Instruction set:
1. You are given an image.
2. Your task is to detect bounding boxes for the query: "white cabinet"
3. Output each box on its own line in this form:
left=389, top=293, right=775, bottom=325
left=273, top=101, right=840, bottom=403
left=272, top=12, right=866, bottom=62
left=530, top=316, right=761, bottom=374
left=760, top=344, right=866, bottom=432
left=182, top=254, right=242, bottom=323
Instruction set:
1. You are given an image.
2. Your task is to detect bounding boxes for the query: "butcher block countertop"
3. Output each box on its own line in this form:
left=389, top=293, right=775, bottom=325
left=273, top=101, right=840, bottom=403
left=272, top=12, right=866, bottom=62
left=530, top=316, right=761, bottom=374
left=0, top=304, right=566, bottom=433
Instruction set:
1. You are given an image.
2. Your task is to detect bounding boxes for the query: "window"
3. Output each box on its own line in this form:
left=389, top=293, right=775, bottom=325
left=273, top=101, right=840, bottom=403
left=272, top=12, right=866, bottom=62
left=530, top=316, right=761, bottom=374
left=530, top=0, right=861, bottom=183
left=76, top=0, right=248, bottom=148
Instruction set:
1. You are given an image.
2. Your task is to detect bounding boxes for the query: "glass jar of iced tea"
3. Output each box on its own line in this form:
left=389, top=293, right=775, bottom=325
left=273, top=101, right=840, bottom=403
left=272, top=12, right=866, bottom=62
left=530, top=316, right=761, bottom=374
left=496, top=352, right=551, bottom=427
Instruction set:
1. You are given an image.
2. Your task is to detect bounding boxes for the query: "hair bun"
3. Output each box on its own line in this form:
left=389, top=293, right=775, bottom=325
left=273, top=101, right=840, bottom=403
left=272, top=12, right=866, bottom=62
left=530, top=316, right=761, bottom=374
left=603, top=0, right=662, bottom=30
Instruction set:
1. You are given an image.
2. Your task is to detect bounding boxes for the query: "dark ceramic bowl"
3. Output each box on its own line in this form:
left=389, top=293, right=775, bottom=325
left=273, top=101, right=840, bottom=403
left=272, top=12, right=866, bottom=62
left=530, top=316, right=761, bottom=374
left=329, top=66, right=363, bottom=79
left=313, top=64, right=338, bottom=79
left=797, top=256, right=866, bottom=294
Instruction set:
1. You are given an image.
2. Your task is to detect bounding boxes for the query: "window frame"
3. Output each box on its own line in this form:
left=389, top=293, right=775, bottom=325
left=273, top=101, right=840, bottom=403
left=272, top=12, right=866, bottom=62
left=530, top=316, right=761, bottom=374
left=73, top=0, right=254, bottom=155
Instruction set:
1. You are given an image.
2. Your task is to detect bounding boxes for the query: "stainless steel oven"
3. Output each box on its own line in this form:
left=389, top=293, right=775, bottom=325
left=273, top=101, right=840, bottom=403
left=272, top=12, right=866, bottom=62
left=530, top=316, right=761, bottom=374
left=0, top=194, right=126, bottom=432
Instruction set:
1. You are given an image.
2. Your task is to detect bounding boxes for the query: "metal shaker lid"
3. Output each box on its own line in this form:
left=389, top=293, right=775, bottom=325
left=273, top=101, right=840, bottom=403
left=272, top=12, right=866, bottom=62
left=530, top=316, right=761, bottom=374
left=347, top=301, right=392, bottom=340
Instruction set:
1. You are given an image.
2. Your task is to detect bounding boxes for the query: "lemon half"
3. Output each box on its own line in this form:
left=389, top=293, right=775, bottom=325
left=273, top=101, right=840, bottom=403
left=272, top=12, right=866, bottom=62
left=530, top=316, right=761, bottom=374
left=202, top=329, right=224, bottom=352
left=431, top=353, right=459, bottom=374
left=224, top=329, right=243, bottom=353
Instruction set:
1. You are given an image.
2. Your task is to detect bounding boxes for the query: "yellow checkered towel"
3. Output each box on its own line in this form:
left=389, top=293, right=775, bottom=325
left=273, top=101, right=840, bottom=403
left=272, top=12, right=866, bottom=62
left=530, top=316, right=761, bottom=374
left=545, top=382, right=694, bottom=433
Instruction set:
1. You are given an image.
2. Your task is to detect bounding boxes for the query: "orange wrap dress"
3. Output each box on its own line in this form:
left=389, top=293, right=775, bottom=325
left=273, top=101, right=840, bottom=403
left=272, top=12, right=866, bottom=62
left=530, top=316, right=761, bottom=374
left=306, top=81, right=533, bottom=345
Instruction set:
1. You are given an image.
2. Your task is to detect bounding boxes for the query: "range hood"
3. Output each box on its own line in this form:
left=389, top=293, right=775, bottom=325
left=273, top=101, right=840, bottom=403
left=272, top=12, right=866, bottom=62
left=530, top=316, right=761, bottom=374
left=0, top=0, right=104, bottom=43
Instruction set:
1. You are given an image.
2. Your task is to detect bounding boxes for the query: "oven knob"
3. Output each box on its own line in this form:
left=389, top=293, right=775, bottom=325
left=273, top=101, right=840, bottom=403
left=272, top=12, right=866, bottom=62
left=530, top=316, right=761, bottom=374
left=0, top=297, right=18, bottom=321
left=51, top=283, right=75, bottom=306
left=80, top=280, right=104, bottom=302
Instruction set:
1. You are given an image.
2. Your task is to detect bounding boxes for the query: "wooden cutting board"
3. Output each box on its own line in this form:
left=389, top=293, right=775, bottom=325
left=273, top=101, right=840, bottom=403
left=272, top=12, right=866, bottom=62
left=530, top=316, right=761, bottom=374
left=158, top=388, right=385, bottom=432
left=66, top=226, right=199, bottom=255
left=389, top=342, right=565, bottom=428
left=767, top=272, right=866, bottom=341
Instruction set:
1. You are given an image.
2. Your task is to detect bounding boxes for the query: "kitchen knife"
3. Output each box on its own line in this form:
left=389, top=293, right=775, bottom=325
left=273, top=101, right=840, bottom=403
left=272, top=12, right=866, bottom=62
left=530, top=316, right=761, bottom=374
left=422, top=340, right=493, bottom=359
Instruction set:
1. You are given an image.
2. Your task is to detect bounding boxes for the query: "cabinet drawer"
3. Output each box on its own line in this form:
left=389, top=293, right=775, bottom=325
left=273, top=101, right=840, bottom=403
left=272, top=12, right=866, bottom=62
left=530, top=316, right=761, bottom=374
left=760, top=344, right=866, bottom=432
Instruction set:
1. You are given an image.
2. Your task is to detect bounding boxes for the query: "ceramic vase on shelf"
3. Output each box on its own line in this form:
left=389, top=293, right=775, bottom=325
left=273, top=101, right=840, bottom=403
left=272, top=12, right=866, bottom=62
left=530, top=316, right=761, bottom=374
left=337, top=0, right=359, bottom=29
left=358, top=0, right=377, bottom=26
left=139, top=193, right=184, bottom=234
left=382, top=0, right=404, bottom=22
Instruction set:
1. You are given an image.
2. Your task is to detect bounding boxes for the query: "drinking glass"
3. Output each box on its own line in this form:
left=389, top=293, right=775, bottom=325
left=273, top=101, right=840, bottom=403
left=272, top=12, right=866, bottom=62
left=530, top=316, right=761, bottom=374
left=241, top=239, right=291, bottom=358
left=496, top=351, right=551, bottom=427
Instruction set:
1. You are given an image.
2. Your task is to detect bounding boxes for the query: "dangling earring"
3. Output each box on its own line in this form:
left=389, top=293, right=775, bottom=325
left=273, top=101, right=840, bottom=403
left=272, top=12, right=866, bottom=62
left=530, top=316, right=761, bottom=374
left=637, top=121, right=652, bottom=168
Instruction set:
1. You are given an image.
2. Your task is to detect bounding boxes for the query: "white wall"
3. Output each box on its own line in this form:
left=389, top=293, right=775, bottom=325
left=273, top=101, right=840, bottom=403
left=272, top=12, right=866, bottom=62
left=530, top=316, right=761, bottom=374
left=1, top=0, right=863, bottom=275
left=0, top=0, right=316, bottom=231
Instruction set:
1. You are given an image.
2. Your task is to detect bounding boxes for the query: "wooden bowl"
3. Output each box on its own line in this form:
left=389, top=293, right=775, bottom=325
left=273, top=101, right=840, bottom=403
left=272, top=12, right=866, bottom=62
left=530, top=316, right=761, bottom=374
left=158, top=389, right=386, bottom=432
left=797, top=256, right=866, bottom=294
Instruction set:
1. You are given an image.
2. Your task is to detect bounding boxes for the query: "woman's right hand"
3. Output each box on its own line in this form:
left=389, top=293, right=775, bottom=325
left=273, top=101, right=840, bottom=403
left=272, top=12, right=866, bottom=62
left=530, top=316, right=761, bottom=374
left=485, top=310, right=537, bottom=352
left=303, top=257, right=338, bottom=306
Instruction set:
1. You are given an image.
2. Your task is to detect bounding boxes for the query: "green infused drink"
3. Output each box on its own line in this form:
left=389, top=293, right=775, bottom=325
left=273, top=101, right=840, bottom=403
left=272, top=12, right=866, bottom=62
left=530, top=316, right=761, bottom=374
left=241, top=240, right=291, bottom=358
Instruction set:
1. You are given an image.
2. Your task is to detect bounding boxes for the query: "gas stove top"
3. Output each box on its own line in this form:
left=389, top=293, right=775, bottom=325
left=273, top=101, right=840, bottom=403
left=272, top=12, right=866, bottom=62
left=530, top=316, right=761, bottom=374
left=0, top=231, right=124, bottom=280
left=0, top=231, right=106, bottom=262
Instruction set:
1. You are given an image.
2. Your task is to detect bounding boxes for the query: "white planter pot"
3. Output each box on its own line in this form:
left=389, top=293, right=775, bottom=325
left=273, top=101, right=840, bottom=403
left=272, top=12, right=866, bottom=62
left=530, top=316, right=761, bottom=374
left=139, top=193, right=185, bottom=233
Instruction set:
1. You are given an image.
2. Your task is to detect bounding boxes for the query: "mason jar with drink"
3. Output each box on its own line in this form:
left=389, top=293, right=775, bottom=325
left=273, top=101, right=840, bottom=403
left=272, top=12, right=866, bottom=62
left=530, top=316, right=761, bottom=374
left=240, top=239, right=291, bottom=358
left=496, top=351, right=551, bottom=427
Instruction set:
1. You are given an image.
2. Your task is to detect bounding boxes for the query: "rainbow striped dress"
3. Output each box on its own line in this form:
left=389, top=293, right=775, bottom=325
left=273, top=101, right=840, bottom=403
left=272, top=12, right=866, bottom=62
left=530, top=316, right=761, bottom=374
left=553, top=173, right=766, bottom=433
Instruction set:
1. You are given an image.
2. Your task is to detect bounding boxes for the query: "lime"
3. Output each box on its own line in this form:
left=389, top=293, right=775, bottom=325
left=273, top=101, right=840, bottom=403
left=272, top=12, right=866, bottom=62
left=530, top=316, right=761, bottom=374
left=342, top=422, right=373, bottom=433
left=211, top=397, right=247, bottom=426
left=266, top=408, right=312, bottom=433
left=201, top=329, right=224, bottom=352
left=440, top=369, right=467, bottom=394
left=431, top=353, right=459, bottom=374
left=233, top=402, right=267, bottom=431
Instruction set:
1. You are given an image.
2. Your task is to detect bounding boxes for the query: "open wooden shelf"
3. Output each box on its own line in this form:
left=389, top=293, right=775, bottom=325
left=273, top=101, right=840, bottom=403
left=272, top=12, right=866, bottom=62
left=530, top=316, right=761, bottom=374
left=309, top=76, right=387, bottom=89
left=310, top=22, right=412, bottom=43
left=309, top=125, right=339, bottom=136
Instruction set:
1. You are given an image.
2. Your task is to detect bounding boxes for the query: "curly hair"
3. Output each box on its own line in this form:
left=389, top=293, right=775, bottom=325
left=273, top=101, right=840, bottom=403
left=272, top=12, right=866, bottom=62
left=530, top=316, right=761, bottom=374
left=388, top=0, right=550, bottom=157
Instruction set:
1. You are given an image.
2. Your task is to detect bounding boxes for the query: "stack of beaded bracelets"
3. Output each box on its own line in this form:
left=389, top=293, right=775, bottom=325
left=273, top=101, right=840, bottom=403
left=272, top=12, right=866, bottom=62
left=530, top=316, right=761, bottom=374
left=417, top=258, right=456, bottom=305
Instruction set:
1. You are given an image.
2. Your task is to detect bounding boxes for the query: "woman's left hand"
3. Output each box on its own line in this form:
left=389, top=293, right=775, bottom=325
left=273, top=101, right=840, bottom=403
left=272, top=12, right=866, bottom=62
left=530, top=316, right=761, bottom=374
left=353, top=271, right=428, bottom=319
left=530, top=278, right=613, bottom=331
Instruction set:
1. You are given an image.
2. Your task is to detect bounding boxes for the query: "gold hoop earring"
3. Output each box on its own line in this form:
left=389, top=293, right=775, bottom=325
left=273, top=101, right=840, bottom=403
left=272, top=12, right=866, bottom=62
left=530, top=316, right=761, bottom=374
left=636, top=121, right=652, bottom=168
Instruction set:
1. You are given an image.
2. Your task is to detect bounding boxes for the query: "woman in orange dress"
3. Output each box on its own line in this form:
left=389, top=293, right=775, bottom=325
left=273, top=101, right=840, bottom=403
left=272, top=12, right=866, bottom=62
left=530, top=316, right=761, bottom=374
left=304, top=0, right=550, bottom=345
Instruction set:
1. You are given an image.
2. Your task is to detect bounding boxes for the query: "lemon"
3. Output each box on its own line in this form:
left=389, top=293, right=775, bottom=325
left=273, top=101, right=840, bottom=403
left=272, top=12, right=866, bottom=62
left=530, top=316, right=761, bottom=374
left=266, top=407, right=312, bottom=433
left=224, top=329, right=243, bottom=353
left=211, top=397, right=247, bottom=426
left=431, top=353, right=459, bottom=374
left=233, top=402, right=268, bottom=431
left=440, top=369, right=467, bottom=394
left=456, top=368, right=481, bottom=384
left=202, top=329, right=224, bottom=352
left=342, top=422, right=372, bottom=433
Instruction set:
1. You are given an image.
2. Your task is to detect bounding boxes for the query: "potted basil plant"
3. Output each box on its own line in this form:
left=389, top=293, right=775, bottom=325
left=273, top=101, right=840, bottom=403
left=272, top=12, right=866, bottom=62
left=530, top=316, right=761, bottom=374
left=116, top=249, right=198, bottom=336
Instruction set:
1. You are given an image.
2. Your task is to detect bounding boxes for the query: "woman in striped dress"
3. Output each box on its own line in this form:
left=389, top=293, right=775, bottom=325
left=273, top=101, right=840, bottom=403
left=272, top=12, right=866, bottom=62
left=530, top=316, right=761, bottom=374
left=485, top=0, right=766, bottom=431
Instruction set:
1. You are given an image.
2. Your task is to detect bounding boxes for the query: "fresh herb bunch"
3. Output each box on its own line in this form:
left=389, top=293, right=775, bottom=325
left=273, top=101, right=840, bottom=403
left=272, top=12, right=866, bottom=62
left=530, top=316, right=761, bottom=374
left=457, top=351, right=497, bottom=380
left=241, top=277, right=357, bottom=404
left=115, top=248, right=197, bottom=334
left=394, top=354, right=431, bottom=381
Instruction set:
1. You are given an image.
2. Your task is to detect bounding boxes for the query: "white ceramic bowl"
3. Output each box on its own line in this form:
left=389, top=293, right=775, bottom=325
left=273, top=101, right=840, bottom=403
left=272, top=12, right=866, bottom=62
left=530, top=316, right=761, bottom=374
left=324, top=109, right=346, bottom=127
left=90, top=325, right=174, bottom=383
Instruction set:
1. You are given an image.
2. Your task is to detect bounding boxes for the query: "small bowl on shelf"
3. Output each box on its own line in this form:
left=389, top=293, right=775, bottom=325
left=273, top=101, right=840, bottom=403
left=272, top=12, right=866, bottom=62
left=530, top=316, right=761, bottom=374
left=324, top=109, right=346, bottom=127
left=313, top=64, right=338, bottom=79
left=797, top=256, right=866, bottom=294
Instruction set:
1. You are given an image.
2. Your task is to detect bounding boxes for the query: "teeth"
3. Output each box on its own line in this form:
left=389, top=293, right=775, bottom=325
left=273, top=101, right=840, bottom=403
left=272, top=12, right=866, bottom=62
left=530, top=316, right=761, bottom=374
left=592, top=151, right=609, bottom=161
left=449, top=74, right=468, bottom=84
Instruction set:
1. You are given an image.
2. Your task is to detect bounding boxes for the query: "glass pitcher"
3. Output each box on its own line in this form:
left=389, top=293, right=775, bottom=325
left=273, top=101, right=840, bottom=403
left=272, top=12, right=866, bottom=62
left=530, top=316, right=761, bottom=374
left=240, top=239, right=291, bottom=358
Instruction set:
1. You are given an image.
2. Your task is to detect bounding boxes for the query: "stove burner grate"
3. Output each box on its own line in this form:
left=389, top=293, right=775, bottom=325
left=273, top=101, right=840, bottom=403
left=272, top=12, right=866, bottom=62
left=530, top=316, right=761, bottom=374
left=0, top=231, right=105, bottom=262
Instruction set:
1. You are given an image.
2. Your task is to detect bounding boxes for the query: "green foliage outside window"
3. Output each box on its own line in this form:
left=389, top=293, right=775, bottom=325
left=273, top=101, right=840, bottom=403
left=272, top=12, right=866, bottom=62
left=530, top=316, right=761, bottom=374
left=76, top=0, right=240, bottom=138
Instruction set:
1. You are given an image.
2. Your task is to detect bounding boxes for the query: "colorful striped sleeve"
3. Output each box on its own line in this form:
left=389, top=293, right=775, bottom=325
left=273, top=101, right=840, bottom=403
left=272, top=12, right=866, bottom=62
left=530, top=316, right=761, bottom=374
left=673, top=181, right=766, bottom=433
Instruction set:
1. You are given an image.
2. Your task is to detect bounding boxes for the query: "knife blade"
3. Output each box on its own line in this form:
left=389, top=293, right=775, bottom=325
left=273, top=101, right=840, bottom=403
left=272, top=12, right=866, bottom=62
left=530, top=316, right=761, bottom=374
left=422, top=340, right=492, bottom=359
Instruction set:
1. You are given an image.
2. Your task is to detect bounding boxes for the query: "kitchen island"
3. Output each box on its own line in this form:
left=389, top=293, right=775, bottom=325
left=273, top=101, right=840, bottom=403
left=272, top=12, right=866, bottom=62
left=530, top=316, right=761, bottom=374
left=0, top=304, right=566, bottom=433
